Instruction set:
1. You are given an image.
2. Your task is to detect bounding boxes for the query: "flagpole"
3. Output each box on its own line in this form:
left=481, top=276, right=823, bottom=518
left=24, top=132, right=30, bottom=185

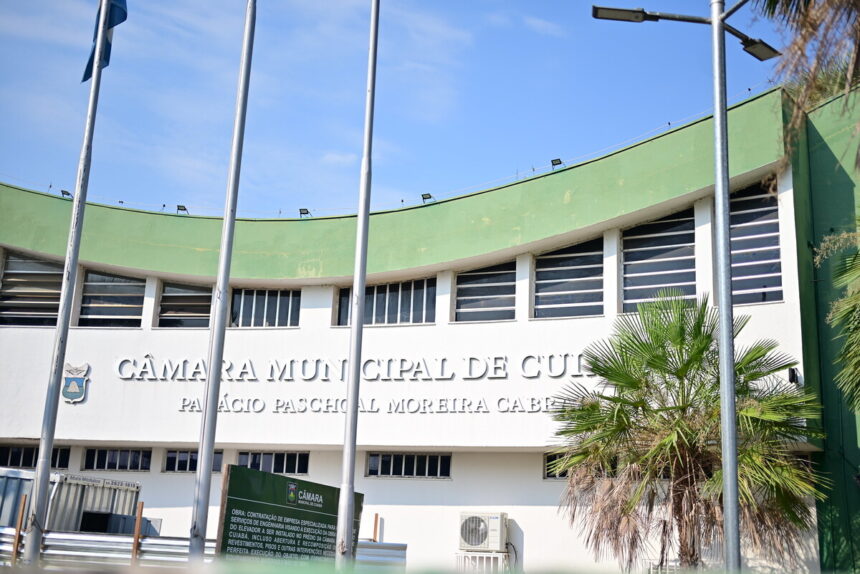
left=336, top=0, right=380, bottom=566
left=22, top=0, right=112, bottom=564
left=188, top=0, right=256, bottom=558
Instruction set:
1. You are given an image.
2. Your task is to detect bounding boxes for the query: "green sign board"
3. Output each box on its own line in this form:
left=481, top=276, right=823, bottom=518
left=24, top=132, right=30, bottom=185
left=216, top=465, right=363, bottom=560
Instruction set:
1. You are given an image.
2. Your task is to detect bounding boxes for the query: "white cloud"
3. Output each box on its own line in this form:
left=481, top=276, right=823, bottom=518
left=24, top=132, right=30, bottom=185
left=523, top=16, right=565, bottom=38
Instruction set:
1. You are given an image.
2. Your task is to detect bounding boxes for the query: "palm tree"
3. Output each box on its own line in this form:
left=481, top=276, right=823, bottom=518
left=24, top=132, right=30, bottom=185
left=754, top=0, right=860, bottom=166
left=551, top=293, right=823, bottom=571
left=816, top=227, right=860, bottom=410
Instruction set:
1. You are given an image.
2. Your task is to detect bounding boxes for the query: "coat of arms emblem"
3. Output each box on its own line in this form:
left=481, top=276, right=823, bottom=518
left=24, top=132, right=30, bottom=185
left=62, top=363, right=90, bottom=404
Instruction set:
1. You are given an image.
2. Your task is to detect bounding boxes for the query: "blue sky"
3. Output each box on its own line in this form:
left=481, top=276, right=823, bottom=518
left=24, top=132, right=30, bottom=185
left=0, top=1, right=786, bottom=218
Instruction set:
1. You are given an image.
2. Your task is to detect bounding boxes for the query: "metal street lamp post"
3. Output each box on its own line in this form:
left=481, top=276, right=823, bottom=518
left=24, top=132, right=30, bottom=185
left=592, top=2, right=779, bottom=571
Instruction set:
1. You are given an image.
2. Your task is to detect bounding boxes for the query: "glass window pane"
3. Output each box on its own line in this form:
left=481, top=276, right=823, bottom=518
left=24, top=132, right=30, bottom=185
left=412, top=281, right=424, bottom=323
left=96, top=449, right=107, bottom=469
left=364, top=287, right=374, bottom=325
left=425, top=278, right=436, bottom=322
left=231, top=291, right=242, bottom=327
left=22, top=447, right=35, bottom=468
left=130, top=450, right=140, bottom=470
left=427, top=455, right=439, bottom=477
left=241, top=291, right=253, bottom=327
left=264, top=291, right=277, bottom=327
left=274, top=452, right=285, bottom=473
left=404, top=454, right=415, bottom=476
left=8, top=447, right=22, bottom=467
left=375, top=285, right=387, bottom=324
left=118, top=450, right=130, bottom=470
left=286, top=452, right=297, bottom=474
left=337, top=289, right=350, bottom=326
left=254, top=290, right=266, bottom=327
left=440, top=455, right=451, bottom=477
left=297, top=453, right=309, bottom=474
left=387, top=284, right=400, bottom=324
left=262, top=452, right=274, bottom=473
left=368, top=454, right=379, bottom=476
left=381, top=454, right=392, bottom=475
left=399, top=283, right=412, bottom=323
left=212, top=451, right=223, bottom=472
left=416, top=455, right=427, bottom=476
left=289, top=292, right=301, bottom=327
left=250, top=452, right=261, bottom=470
left=392, top=454, right=404, bottom=476
left=277, top=291, right=290, bottom=327
left=238, top=452, right=249, bottom=467
left=178, top=451, right=188, bottom=472
left=140, top=450, right=151, bottom=471
left=56, top=448, right=70, bottom=469
left=85, top=449, right=95, bottom=470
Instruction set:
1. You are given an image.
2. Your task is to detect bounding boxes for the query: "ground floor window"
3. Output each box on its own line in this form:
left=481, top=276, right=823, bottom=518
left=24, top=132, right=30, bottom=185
left=83, top=448, right=151, bottom=471
left=366, top=452, right=451, bottom=478
left=544, top=452, right=569, bottom=479
left=237, top=451, right=309, bottom=474
left=164, top=449, right=223, bottom=472
left=0, top=445, right=69, bottom=469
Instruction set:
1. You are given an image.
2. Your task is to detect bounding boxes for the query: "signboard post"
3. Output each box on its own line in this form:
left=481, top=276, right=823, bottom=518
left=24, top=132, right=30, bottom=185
left=217, top=465, right=363, bottom=560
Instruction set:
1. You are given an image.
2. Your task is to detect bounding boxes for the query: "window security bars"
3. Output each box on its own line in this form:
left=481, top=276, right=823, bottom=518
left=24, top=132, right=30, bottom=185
left=158, top=283, right=212, bottom=328
left=0, top=252, right=63, bottom=326
left=622, top=209, right=696, bottom=313
left=455, top=262, right=516, bottom=322
left=78, top=271, right=145, bottom=327
left=534, top=238, right=603, bottom=318
left=83, top=448, right=151, bottom=471
left=337, top=279, right=436, bottom=326
left=730, top=185, right=783, bottom=304
left=237, top=451, right=309, bottom=474
left=367, top=453, right=451, bottom=478
left=230, top=289, right=300, bottom=327
left=543, top=452, right=569, bottom=479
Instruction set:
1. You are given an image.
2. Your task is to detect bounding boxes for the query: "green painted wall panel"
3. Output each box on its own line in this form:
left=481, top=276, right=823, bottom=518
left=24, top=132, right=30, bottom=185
left=805, top=91, right=860, bottom=573
left=0, top=90, right=785, bottom=281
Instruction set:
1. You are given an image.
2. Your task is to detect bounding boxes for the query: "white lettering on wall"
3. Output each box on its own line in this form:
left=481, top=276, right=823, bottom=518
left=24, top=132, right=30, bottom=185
left=122, top=353, right=596, bottom=383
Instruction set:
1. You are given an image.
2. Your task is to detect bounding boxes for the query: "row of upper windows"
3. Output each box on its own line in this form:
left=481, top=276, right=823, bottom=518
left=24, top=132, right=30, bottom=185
left=1, top=444, right=563, bottom=480
left=0, top=185, right=783, bottom=328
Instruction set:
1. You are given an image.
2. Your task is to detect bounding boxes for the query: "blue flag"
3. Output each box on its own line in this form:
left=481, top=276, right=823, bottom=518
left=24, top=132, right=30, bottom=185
left=82, top=0, right=128, bottom=82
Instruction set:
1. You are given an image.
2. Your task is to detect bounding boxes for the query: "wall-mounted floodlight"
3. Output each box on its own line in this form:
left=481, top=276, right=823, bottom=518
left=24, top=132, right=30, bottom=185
left=741, top=38, right=780, bottom=61
left=592, top=6, right=656, bottom=22
left=177, top=205, right=189, bottom=215
left=551, top=158, right=563, bottom=169
left=299, top=208, right=311, bottom=218
left=61, top=190, right=72, bottom=199
left=421, top=193, right=434, bottom=204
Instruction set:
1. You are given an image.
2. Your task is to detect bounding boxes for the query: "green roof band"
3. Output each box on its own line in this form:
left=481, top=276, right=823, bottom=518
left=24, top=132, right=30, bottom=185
left=0, top=89, right=786, bottom=282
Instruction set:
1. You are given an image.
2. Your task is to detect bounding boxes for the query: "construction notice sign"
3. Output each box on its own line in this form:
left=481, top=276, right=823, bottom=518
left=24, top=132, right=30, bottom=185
left=216, top=465, right=363, bottom=560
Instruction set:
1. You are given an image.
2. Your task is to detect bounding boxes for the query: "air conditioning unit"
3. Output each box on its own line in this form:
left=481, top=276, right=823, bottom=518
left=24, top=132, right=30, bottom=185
left=459, top=512, right=508, bottom=552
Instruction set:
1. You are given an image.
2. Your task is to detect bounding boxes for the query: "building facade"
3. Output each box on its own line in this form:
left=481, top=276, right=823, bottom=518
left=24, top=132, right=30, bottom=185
left=0, top=88, right=858, bottom=572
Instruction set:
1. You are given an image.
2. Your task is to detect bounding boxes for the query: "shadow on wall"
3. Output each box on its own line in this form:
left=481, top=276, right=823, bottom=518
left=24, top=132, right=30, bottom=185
left=807, top=114, right=860, bottom=573
left=506, top=518, right=524, bottom=571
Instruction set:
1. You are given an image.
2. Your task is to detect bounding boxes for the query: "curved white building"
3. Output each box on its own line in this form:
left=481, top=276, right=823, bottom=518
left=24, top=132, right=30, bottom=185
left=1, top=88, right=859, bottom=572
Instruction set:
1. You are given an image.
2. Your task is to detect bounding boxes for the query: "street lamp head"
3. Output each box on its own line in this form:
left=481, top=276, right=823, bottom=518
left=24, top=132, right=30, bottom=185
left=741, top=38, right=780, bottom=61
left=592, top=6, right=657, bottom=23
